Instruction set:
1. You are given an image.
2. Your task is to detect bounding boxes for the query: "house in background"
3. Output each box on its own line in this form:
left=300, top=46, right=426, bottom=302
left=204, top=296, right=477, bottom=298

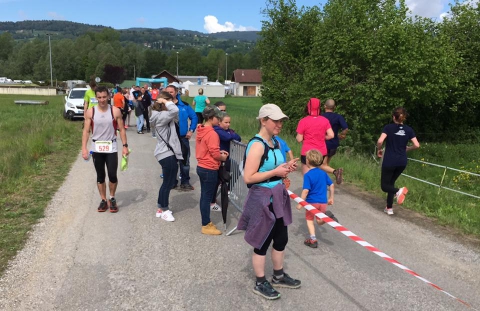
left=151, top=70, right=181, bottom=88
left=231, top=69, right=262, bottom=96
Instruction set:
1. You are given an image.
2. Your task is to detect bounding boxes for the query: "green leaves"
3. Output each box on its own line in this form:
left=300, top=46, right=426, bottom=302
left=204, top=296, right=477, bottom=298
left=258, top=0, right=470, bottom=148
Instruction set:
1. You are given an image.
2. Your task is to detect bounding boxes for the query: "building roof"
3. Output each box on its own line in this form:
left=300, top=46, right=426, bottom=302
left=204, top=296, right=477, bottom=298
left=231, top=69, right=262, bottom=83
left=152, top=70, right=180, bottom=83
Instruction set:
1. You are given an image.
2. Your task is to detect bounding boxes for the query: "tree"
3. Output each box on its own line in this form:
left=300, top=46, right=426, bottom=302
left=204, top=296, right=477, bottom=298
left=103, top=64, right=125, bottom=85
left=0, top=32, right=14, bottom=61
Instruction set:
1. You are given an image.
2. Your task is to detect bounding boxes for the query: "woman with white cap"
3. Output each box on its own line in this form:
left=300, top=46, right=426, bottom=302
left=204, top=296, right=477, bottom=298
left=237, top=103, right=301, bottom=300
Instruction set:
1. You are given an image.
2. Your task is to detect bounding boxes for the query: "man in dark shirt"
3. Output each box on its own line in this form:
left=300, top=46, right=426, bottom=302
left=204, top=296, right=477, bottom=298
left=322, top=99, right=348, bottom=184
left=140, top=87, right=152, bottom=132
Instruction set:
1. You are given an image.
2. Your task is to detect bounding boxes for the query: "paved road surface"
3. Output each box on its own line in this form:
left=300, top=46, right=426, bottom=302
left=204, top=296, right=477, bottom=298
left=0, top=130, right=479, bottom=311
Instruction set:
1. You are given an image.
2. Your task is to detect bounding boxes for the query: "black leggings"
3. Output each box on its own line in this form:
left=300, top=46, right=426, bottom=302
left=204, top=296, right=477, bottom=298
left=381, top=166, right=406, bottom=208
left=254, top=212, right=288, bottom=255
left=92, top=152, right=118, bottom=184
left=196, top=112, right=204, bottom=124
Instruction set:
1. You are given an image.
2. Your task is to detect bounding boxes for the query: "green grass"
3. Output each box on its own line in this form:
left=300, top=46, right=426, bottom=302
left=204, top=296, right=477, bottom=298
left=0, top=94, right=82, bottom=274
left=210, top=96, right=480, bottom=237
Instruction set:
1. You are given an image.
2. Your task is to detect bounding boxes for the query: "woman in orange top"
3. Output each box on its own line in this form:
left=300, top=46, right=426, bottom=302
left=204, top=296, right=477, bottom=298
left=195, top=105, right=228, bottom=235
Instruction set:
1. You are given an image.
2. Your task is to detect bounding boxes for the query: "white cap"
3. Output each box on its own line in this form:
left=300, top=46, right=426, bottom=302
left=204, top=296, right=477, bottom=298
left=257, top=103, right=289, bottom=120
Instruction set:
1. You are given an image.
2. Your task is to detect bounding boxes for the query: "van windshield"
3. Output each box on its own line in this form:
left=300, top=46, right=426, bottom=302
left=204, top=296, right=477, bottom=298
left=70, top=90, right=86, bottom=99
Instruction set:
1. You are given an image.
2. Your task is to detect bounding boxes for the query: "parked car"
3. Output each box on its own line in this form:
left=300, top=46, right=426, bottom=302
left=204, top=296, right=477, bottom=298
left=63, top=87, right=87, bottom=120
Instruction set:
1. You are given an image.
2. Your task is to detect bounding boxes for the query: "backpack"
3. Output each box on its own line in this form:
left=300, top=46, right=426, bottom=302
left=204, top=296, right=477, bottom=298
left=243, top=136, right=282, bottom=188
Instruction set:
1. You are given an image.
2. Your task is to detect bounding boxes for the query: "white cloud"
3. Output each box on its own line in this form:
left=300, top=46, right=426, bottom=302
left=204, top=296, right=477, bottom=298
left=405, top=0, right=448, bottom=20
left=203, top=15, right=256, bottom=33
left=47, top=12, right=65, bottom=20
left=18, top=10, right=27, bottom=20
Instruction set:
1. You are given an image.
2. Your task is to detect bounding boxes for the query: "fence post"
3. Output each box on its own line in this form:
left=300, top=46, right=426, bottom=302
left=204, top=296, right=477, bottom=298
left=438, top=166, right=448, bottom=195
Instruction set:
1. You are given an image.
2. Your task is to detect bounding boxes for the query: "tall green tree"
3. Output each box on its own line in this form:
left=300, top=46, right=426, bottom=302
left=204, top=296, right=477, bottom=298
left=440, top=0, right=480, bottom=138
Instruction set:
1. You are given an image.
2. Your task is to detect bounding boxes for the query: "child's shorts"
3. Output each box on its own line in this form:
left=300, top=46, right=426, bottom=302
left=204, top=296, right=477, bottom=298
left=305, top=203, right=327, bottom=220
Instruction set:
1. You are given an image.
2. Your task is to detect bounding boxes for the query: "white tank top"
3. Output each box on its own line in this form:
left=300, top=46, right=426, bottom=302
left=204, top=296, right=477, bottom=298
left=91, top=106, right=117, bottom=153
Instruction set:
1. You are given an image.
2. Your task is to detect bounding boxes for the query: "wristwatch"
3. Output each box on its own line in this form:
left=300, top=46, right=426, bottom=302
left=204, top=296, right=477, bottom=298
left=123, top=144, right=128, bottom=147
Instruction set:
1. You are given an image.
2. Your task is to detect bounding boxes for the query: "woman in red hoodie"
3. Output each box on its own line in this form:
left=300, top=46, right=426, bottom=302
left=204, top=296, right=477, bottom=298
left=196, top=105, right=229, bottom=235
left=296, top=98, right=336, bottom=177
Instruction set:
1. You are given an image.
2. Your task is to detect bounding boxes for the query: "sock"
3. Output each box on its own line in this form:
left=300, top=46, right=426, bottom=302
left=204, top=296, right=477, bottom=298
left=273, top=269, right=284, bottom=279
left=110, top=196, right=115, bottom=200
left=310, top=235, right=317, bottom=241
left=256, top=276, right=267, bottom=284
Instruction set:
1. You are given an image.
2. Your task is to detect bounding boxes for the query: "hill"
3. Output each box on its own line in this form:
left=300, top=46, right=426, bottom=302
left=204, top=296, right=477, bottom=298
left=0, top=20, right=259, bottom=52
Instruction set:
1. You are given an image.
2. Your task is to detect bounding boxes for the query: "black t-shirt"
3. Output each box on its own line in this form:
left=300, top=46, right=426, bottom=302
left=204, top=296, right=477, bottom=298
left=382, top=123, right=415, bottom=167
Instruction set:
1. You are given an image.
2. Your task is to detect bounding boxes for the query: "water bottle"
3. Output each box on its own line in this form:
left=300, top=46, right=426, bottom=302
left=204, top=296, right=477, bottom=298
left=84, top=151, right=93, bottom=162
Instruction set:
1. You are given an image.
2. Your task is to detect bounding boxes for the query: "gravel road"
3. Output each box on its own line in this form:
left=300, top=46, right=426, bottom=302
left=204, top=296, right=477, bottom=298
left=0, top=130, right=478, bottom=311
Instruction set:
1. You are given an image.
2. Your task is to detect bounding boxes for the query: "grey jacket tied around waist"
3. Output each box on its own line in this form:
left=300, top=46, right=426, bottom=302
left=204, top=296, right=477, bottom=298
left=237, top=183, right=292, bottom=249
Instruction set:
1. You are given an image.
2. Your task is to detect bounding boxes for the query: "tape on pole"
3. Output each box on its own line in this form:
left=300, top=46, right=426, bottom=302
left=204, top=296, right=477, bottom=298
left=288, top=190, right=472, bottom=308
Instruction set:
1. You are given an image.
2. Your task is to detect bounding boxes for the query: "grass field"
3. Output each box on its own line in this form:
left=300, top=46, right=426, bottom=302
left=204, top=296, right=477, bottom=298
left=0, top=94, right=478, bottom=276
left=0, top=94, right=83, bottom=273
left=212, top=96, right=480, bottom=236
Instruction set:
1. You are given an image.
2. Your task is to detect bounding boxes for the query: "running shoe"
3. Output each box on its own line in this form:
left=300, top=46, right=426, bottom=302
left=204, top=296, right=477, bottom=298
left=271, top=273, right=301, bottom=289
left=384, top=207, right=394, bottom=215
left=109, top=198, right=118, bottom=213
left=304, top=238, right=318, bottom=248
left=98, top=200, right=108, bottom=212
left=333, top=168, right=344, bottom=184
left=253, top=281, right=281, bottom=300
left=396, top=187, right=408, bottom=205
left=158, top=210, right=174, bottom=222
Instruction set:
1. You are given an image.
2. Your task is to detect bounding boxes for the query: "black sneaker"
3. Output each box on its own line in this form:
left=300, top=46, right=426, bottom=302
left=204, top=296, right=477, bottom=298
left=253, top=281, right=281, bottom=300
left=171, top=184, right=180, bottom=190
left=325, top=210, right=338, bottom=223
left=180, top=184, right=194, bottom=191
left=109, top=198, right=118, bottom=213
left=271, top=273, right=301, bottom=289
left=98, top=200, right=108, bottom=212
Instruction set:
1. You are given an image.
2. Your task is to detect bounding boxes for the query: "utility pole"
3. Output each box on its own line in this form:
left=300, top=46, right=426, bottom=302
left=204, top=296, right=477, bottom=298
left=225, top=53, right=228, bottom=81
left=47, top=33, right=53, bottom=87
left=176, top=52, right=179, bottom=79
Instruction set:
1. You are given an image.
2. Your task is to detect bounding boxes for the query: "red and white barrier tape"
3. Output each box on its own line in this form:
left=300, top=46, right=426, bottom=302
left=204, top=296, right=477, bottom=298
left=288, top=190, right=472, bottom=308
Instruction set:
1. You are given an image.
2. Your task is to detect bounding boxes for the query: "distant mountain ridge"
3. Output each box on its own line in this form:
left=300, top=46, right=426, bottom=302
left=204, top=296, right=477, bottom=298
left=0, top=20, right=260, bottom=42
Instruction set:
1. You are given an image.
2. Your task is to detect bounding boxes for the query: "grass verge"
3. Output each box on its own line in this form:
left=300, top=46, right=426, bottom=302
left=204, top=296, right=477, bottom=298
left=0, top=94, right=82, bottom=274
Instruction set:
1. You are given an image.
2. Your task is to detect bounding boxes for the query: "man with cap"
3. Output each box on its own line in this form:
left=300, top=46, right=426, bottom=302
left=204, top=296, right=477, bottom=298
left=165, top=83, right=198, bottom=191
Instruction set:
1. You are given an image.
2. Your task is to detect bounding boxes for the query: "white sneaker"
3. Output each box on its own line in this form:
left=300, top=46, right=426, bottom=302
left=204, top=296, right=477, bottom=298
left=384, top=207, right=394, bottom=215
left=155, top=209, right=162, bottom=218
left=160, top=210, right=175, bottom=221
left=210, top=203, right=222, bottom=212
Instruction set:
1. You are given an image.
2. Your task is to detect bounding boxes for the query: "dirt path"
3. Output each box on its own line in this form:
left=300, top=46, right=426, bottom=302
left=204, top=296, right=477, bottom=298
left=0, top=131, right=478, bottom=311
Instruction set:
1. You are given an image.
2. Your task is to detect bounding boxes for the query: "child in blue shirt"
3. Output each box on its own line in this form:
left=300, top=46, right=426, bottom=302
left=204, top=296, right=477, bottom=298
left=274, top=136, right=294, bottom=162
left=296, top=149, right=335, bottom=248
left=210, top=112, right=241, bottom=211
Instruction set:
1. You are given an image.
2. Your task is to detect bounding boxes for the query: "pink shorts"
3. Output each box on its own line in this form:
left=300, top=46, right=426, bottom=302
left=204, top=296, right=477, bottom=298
left=305, top=203, right=327, bottom=221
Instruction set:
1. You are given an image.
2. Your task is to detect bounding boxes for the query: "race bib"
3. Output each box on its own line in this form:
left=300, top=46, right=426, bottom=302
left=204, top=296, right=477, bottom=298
left=94, top=141, right=112, bottom=153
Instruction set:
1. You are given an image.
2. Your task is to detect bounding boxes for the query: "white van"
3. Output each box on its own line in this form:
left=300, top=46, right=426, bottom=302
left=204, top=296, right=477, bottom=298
left=63, top=87, right=87, bottom=120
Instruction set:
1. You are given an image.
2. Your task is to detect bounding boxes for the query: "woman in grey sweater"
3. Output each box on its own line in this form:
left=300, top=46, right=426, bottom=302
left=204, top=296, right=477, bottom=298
left=150, top=91, right=183, bottom=222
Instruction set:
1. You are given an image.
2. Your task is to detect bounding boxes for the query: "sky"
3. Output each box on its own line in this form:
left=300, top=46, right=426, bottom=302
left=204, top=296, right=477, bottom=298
left=0, top=0, right=475, bottom=34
